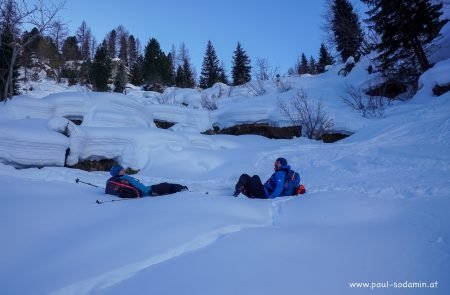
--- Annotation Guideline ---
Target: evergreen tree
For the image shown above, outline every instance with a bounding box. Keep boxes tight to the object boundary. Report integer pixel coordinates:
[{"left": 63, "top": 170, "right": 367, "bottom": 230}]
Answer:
[
  {"left": 143, "top": 37, "right": 165, "bottom": 84},
  {"left": 317, "top": 43, "right": 335, "bottom": 73},
  {"left": 129, "top": 55, "right": 144, "bottom": 86},
  {"left": 199, "top": 40, "right": 221, "bottom": 88},
  {"left": 218, "top": 61, "right": 229, "bottom": 85},
  {"left": 62, "top": 36, "right": 81, "bottom": 61},
  {"left": 298, "top": 53, "right": 309, "bottom": 74},
  {"left": 231, "top": 42, "right": 251, "bottom": 85},
  {"left": 362, "top": 0, "right": 447, "bottom": 73},
  {"left": 309, "top": 56, "right": 317, "bottom": 74},
  {"left": 175, "top": 65, "right": 184, "bottom": 87},
  {"left": 114, "top": 61, "right": 128, "bottom": 93},
  {"left": 182, "top": 57, "right": 196, "bottom": 88},
  {"left": 331, "top": 0, "right": 364, "bottom": 62},
  {"left": 90, "top": 43, "right": 111, "bottom": 91}
]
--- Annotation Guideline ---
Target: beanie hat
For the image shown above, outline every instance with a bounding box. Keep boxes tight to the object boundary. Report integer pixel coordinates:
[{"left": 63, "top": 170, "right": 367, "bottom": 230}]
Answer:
[
  {"left": 276, "top": 157, "right": 288, "bottom": 166},
  {"left": 110, "top": 165, "right": 124, "bottom": 176}
]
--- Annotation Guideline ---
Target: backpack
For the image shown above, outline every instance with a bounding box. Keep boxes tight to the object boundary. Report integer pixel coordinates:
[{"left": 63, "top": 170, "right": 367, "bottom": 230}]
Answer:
[
  {"left": 283, "top": 170, "right": 301, "bottom": 196},
  {"left": 105, "top": 176, "right": 141, "bottom": 198}
]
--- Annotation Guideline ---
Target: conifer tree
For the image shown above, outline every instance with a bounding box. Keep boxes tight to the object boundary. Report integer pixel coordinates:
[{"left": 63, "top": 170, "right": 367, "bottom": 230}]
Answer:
[
  {"left": 175, "top": 65, "right": 184, "bottom": 87},
  {"left": 298, "top": 53, "right": 309, "bottom": 74},
  {"left": 129, "top": 55, "right": 144, "bottom": 86},
  {"left": 114, "top": 61, "right": 128, "bottom": 93},
  {"left": 309, "top": 56, "right": 317, "bottom": 74},
  {"left": 62, "top": 36, "right": 80, "bottom": 61},
  {"left": 91, "top": 43, "right": 111, "bottom": 91},
  {"left": 331, "top": 0, "right": 364, "bottom": 62},
  {"left": 231, "top": 42, "right": 251, "bottom": 85},
  {"left": 317, "top": 43, "right": 335, "bottom": 73},
  {"left": 218, "top": 61, "right": 229, "bottom": 85},
  {"left": 182, "top": 58, "right": 196, "bottom": 88},
  {"left": 199, "top": 40, "right": 220, "bottom": 88},
  {"left": 362, "top": 0, "right": 446, "bottom": 73},
  {"left": 143, "top": 37, "right": 166, "bottom": 84}
]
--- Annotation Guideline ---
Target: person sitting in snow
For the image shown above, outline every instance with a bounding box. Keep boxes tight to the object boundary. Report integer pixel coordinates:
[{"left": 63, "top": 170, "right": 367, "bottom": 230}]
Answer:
[
  {"left": 106, "top": 165, "right": 188, "bottom": 198},
  {"left": 233, "top": 157, "right": 299, "bottom": 199}
]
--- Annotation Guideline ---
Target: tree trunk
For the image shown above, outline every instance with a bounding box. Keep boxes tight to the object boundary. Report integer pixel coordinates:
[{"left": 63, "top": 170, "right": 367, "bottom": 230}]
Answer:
[
  {"left": 412, "top": 37, "right": 431, "bottom": 72},
  {"left": 4, "top": 45, "right": 18, "bottom": 100}
]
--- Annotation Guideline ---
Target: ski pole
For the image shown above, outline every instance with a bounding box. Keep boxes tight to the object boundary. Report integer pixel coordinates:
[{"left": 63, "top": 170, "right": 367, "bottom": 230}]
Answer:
[
  {"left": 95, "top": 198, "right": 139, "bottom": 204},
  {"left": 75, "top": 178, "right": 102, "bottom": 188}
]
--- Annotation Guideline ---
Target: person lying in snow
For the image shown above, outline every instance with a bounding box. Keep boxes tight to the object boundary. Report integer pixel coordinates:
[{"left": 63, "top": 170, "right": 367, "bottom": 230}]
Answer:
[
  {"left": 106, "top": 165, "right": 188, "bottom": 198},
  {"left": 232, "top": 157, "right": 301, "bottom": 199}
]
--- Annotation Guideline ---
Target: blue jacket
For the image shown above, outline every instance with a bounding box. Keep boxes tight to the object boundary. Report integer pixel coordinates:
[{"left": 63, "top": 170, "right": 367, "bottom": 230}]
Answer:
[
  {"left": 264, "top": 165, "right": 290, "bottom": 199},
  {"left": 120, "top": 175, "right": 152, "bottom": 196}
]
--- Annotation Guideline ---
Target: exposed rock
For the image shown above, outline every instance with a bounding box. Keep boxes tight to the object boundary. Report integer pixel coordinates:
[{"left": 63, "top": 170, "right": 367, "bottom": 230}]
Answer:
[
  {"left": 433, "top": 83, "right": 450, "bottom": 96},
  {"left": 154, "top": 120, "right": 176, "bottom": 129},
  {"left": 366, "top": 79, "right": 407, "bottom": 99},
  {"left": 203, "top": 123, "right": 301, "bottom": 139},
  {"left": 320, "top": 132, "right": 351, "bottom": 143},
  {"left": 66, "top": 158, "right": 138, "bottom": 174}
]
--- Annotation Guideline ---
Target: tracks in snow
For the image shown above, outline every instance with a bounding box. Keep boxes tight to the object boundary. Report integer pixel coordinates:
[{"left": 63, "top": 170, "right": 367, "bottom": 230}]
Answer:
[{"left": 50, "top": 196, "right": 294, "bottom": 295}]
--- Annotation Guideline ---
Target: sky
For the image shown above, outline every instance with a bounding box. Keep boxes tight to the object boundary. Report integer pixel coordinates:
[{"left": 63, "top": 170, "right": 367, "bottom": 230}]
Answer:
[{"left": 58, "top": 0, "right": 337, "bottom": 75}]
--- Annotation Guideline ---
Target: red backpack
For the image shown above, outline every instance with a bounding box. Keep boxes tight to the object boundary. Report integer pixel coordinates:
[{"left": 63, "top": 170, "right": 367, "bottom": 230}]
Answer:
[{"left": 105, "top": 176, "right": 141, "bottom": 198}]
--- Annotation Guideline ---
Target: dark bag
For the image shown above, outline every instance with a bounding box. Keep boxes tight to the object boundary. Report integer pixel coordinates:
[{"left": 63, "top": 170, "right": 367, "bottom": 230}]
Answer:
[{"left": 105, "top": 176, "right": 141, "bottom": 198}]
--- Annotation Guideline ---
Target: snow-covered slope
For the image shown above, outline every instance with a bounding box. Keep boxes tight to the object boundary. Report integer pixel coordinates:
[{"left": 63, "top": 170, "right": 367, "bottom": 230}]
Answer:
[{"left": 1, "top": 27, "right": 450, "bottom": 294}]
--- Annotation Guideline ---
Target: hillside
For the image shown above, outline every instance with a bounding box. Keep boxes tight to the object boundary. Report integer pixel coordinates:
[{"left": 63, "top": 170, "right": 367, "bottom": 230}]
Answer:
[{"left": 1, "top": 20, "right": 450, "bottom": 295}]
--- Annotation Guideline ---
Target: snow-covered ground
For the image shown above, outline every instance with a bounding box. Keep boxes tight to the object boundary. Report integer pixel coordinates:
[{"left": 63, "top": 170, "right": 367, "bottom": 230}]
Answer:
[{"left": 1, "top": 20, "right": 450, "bottom": 294}]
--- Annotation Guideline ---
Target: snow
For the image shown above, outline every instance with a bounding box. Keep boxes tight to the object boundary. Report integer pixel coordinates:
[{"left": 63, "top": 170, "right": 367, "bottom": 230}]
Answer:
[{"left": 1, "top": 27, "right": 450, "bottom": 294}]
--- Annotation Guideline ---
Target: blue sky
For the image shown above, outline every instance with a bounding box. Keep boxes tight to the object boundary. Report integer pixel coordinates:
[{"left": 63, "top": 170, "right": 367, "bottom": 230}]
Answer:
[{"left": 59, "top": 0, "right": 334, "bottom": 75}]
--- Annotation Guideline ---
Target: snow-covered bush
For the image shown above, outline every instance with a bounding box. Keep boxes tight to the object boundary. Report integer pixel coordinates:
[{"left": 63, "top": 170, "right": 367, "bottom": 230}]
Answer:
[
  {"left": 278, "top": 89, "right": 334, "bottom": 140},
  {"left": 342, "top": 84, "right": 388, "bottom": 117},
  {"left": 246, "top": 80, "right": 266, "bottom": 96},
  {"left": 201, "top": 92, "right": 218, "bottom": 110}
]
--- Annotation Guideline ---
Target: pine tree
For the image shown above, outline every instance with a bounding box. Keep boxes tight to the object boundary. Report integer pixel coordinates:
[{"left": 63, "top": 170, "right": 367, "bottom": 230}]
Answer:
[
  {"left": 91, "top": 43, "right": 111, "bottom": 91},
  {"left": 114, "top": 61, "right": 128, "bottom": 93},
  {"left": 331, "top": 0, "right": 364, "bottom": 62},
  {"left": 175, "top": 65, "right": 184, "bottom": 87},
  {"left": 309, "top": 56, "right": 317, "bottom": 74},
  {"left": 362, "top": 0, "right": 446, "bottom": 73},
  {"left": 218, "top": 60, "right": 229, "bottom": 85},
  {"left": 317, "top": 43, "right": 335, "bottom": 73},
  {"left": 199, "top": 40, "right": 220, "bottom": 88},
  {"left": 130, "top": 55, "right": 144, "bottom": 86},
  {"left": 143, "top": 37, "right": 165, "bottom": 84},
  {"left": 62, "top": 36, "right": 80, "bottom": 61},
  {"left": 182, "top": 58, "right": 195, "bottom": 88},
  {"left": 298, "top": 53, "right": 309, "bottom": 74},
  {"left": 231, "top": 42, "right": 251, "bottom": 85}
]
